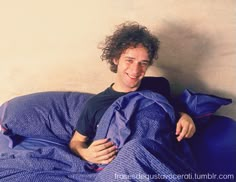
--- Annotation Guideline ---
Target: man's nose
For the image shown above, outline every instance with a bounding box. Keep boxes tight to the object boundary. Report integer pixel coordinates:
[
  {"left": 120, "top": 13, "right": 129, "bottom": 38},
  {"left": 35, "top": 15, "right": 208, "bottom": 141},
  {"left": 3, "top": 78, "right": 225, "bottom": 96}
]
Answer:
[{"left": 130, "top": 62, "right": 141, "bottom": 74}]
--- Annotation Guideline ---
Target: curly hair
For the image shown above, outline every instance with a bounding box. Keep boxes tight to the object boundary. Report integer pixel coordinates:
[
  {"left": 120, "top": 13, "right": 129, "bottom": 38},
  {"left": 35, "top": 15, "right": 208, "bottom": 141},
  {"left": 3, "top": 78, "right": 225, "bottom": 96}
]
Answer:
[{"left": 100, "top": 21, "right": 160, "bottom": 73}]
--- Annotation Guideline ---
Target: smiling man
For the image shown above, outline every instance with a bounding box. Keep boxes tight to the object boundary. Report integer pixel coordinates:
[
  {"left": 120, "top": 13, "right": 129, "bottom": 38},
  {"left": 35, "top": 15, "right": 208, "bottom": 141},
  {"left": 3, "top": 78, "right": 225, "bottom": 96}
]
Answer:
[
  {"left": 112, "top": 44, "right": 149, "bottom": 92},
  {"left": 69, "top": 22, "right": 196, "bottom": 165}
]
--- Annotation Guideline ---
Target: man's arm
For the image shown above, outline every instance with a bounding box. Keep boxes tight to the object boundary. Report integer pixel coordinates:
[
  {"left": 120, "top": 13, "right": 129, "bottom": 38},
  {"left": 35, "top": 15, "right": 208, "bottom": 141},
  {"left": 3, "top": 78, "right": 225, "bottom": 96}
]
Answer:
[
  {"left": 175, "top": 112, "right": 196, "bottom": 142},
  {"left": 69, "top": 131, "right": 117, "bottom": 164}
]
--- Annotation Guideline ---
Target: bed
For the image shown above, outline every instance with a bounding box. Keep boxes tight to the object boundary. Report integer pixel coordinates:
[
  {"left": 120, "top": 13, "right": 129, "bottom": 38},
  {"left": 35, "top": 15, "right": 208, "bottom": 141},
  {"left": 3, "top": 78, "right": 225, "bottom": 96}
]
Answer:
[{"left": 0, "top": 77, "right": 235, "bottom": 182}]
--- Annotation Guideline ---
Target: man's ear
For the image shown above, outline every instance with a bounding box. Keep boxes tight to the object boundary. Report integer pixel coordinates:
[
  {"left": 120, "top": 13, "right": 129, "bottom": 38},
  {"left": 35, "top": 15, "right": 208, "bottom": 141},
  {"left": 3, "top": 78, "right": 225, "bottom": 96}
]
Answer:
[{"left": 113, "top": 58, "right": 118, "bottom": 65}]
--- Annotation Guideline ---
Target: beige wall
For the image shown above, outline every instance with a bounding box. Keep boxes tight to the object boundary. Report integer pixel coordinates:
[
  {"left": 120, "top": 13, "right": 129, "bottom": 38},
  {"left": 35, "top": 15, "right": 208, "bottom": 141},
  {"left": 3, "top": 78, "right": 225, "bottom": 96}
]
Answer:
[{"left": 0, "top": 0, "right": 235, "bottom": 119}]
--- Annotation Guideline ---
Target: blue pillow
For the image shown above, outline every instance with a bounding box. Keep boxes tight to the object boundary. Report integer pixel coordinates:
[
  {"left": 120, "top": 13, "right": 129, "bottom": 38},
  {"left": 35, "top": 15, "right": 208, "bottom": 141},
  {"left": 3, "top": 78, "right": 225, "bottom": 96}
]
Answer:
[
  {"left": 0, "top": 91, "right": 93, "bottom": 145},
  {"left": 179, "top": 89, "right": 232, "bottom": 125},
  {"left": 188, "top": 115, "right": 236, "bottom": 175}
]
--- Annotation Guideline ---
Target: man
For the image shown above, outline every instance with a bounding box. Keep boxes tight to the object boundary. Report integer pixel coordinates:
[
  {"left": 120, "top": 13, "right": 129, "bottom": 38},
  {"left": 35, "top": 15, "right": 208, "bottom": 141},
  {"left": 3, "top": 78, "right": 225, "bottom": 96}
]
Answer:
[{"left": 69, "top": 22, "right": 195, "bottom": 165}]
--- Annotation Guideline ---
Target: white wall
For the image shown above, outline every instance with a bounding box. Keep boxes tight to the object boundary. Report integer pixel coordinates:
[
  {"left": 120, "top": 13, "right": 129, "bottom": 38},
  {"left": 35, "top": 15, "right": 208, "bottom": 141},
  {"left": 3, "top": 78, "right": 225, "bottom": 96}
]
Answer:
[{"left": 0, "top": 0, "right": 235, "bottom": 119}]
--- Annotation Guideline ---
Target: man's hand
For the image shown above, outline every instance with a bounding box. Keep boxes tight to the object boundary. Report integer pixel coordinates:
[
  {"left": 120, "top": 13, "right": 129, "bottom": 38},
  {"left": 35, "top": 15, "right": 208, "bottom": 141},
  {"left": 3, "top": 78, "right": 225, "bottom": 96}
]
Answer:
[
  {"left": 175, "top": 112, "right": 196, "bottom": 142},
  {"left": 83, "top": 138, "right": 117, "bottom": 164},
  {"left": 69, "top": 131, "right": 117, "bottom": 164}
]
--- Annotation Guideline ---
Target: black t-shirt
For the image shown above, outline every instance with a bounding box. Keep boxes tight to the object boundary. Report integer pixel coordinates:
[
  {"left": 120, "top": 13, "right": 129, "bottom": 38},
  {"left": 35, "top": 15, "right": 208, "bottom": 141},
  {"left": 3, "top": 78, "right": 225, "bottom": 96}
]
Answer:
[{"left": 75, "top": 77, "right": 173, "bottom": 139}]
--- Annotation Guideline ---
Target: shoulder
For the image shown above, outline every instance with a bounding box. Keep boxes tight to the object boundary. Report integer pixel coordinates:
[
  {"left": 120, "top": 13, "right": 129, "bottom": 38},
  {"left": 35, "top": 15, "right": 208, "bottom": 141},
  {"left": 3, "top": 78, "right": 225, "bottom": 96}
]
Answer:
[
  {"left": 139, "top": 76, "right": 171, "bottom": 99},
  {"left": 141, "top": 76, "right": 169, "bottom": 84},
  {"left": 140, "top": 76, "right": 170, "bottom": 90},
  {"left": 84, "top": 88, "right": 109, "bottom": 107},
  {"left": 82, "top": 87, "right": 118, "bottom": 110}
]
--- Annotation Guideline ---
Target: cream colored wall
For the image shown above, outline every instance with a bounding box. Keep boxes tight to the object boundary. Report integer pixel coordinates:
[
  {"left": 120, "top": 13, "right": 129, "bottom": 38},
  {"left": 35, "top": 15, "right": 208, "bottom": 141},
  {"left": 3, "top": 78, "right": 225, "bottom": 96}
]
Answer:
[{"left": 0, "top": 0, "right": 235, "bottom": 119}]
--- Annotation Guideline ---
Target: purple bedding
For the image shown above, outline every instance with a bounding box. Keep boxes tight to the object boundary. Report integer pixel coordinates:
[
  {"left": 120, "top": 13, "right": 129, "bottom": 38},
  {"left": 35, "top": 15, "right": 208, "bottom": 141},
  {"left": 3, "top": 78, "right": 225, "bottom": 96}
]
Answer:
[{"left": 0, "top": 89, "right": 235, "bottom": 181}]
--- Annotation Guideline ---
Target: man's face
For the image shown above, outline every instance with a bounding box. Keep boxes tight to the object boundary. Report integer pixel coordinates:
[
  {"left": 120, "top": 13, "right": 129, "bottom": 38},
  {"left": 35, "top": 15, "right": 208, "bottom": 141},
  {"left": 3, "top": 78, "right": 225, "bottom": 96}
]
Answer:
[{"left": 113, "top": 44, "right": 150, "bottom": 92}]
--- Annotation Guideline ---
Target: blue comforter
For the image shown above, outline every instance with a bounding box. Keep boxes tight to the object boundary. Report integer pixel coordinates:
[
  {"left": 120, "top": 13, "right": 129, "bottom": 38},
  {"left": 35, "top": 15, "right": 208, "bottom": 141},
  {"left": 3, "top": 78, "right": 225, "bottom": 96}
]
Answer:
[
  {"left": 0, "top": 91, "right": 198, "bottom": 182},
  {"left": 94, "top": 91, "right": 197, "bottom": 180}
]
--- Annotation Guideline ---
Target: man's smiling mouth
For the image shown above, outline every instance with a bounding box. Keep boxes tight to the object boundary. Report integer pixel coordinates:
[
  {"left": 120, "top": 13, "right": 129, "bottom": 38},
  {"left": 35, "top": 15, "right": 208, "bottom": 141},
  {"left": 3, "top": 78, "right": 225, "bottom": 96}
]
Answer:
[{"left": 126, "top": 73, "right": 139, "bottom": 79}]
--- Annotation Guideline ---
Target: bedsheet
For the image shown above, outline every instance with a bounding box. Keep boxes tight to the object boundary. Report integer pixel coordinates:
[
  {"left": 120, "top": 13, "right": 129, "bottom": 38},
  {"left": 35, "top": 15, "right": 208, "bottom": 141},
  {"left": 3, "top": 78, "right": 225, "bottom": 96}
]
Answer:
[
  {"left": 0, "top": 91, "right": 198, "bottom": 182},
  {"left": 0, "top": 89, "right": 234, "bottom": 181},
  {"left": 94, "top": 91, "right": 196, "bottom": 171}
]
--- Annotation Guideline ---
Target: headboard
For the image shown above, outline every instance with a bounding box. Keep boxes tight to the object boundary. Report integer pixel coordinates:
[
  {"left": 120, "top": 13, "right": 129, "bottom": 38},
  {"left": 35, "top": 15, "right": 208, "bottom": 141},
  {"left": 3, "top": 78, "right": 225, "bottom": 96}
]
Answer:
[{"left": 0, "top": 1, "right": 235, "bottom": 119}]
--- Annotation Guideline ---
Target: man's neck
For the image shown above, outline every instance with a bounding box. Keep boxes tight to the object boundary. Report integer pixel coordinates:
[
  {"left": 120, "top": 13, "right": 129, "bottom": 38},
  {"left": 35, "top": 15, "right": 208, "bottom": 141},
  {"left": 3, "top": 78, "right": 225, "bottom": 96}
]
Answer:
[{"left": 111, "top": 83, "right": 140, "bottom": 93}]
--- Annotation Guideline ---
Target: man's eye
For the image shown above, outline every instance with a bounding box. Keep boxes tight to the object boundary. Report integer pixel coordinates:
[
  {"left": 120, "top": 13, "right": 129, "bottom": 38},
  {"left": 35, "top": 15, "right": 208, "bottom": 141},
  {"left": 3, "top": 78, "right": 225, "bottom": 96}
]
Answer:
[
  {"left": 126, "top": 59, "right": 133, "bottom": 63},
  {"left": 141, "top": 62, "right": 149, "bottom": 66}
]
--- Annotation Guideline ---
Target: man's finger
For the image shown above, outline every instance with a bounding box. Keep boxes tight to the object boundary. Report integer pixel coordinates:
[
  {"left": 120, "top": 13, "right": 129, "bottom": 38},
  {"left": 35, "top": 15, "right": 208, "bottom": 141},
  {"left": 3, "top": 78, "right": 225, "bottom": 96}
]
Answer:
[
  {"left": 96, "top": 148, "right": 118, "bottom": 161},
  {"left": 175, "top": 122, "right": 182, "bottom": 135},
  {"left": 176, "top": 126, "right": 188, "bottom": 141},
  {"left": 185, "top": 125, "right": 195, "bottom": 138}
]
